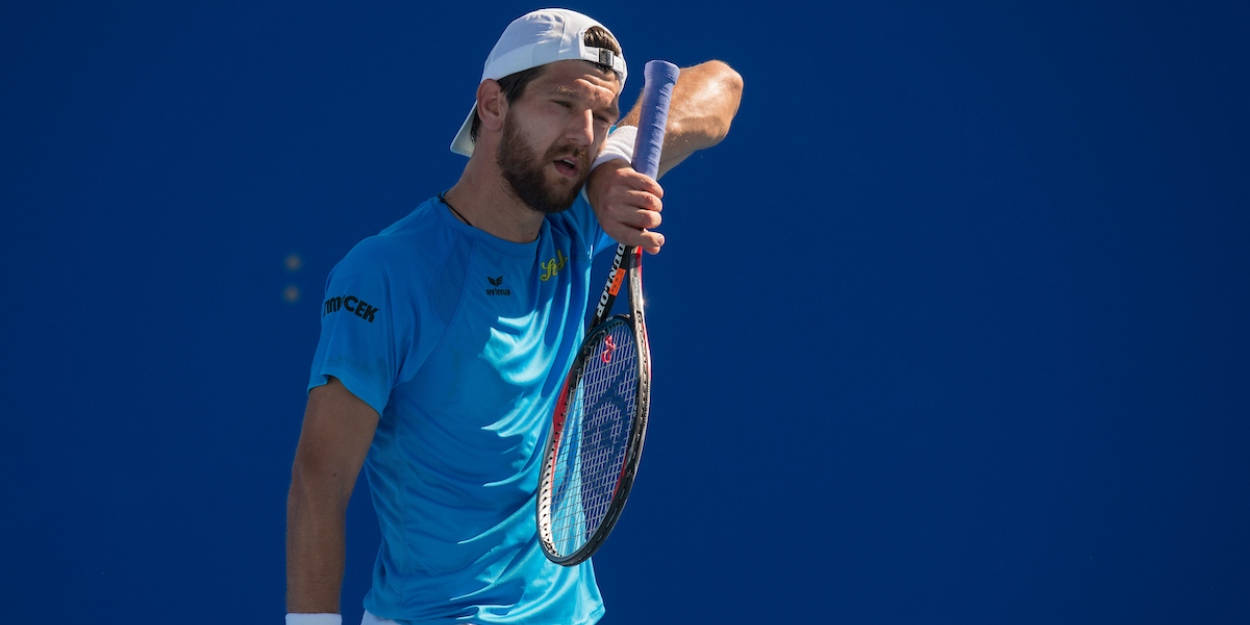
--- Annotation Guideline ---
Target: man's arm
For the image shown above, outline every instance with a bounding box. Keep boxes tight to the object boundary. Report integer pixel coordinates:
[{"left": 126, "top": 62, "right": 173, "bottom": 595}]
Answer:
[
  {"left": 620, "top": 59, "right": 744, "bottom": 177},
  {"left": 286, "top": 377, "right": 379, "bottom": 615},
  {"left": 587, "top": 60, "right": 744, "bottom": 253}
]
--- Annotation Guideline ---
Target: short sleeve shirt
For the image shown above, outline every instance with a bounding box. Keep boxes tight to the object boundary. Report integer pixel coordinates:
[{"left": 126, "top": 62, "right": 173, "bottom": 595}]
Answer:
[{"left": 308, "top": 193, "right": 607, "bottom": 625}]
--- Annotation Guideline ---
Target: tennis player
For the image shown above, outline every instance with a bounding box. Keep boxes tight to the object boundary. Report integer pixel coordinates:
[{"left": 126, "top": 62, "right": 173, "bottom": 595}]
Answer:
[{"left": 286, "top": 9, "right": 742, "bottom": 625}]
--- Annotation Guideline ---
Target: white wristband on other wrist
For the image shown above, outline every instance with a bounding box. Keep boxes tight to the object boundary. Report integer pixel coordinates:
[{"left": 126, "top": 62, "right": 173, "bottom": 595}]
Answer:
[
  {"left": 286, "top": 614, "right": 342, "bottom": 625},
  {"left": 592, "top": 126, "right": 638, "bottom": 170}
]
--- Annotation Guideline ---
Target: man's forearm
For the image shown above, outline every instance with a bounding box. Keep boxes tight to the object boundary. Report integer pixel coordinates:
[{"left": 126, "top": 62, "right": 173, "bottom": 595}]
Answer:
[
  {"left": 617, "top": 59, "right": 744, "bottom": 176},
  {"left": 286, "top": 380, "right": 378, "bottom": 616},
  {"left": 286, "top": 473, "right": 348, "bottom": 614}
]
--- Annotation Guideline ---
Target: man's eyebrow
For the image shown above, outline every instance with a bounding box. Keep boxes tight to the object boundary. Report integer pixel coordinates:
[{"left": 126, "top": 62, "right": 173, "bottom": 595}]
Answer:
[{"left": 554, "top": 86, "right": 620, "bottom": 114}]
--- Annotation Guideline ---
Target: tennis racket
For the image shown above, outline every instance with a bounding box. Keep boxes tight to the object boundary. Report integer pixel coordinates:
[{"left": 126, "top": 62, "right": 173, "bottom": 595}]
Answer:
[{"left": 536, "top": 60, "right": 680, "bottom": 566}]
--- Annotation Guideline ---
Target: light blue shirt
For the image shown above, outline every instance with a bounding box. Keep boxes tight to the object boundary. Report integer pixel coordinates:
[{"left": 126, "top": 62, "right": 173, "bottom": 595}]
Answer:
[{"left": 308, "top": 194, "right": 607, "bottom": 624}]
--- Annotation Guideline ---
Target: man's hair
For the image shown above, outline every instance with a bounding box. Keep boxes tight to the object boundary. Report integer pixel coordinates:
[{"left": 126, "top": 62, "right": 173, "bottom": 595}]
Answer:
[{"left": 469, "top": 26, "right": 622, "bottom": 143}]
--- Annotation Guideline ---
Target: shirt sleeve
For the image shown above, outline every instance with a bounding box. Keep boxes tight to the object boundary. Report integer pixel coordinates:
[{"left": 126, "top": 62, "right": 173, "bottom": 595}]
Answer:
[{"left": 306, "top": 237, "right": 415, "bottom": 416}]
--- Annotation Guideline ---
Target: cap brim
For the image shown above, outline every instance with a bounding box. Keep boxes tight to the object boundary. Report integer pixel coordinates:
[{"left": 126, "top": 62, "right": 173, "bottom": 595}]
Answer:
[{"left": 450, "top": 105, "right": 476, "bottom": 157}]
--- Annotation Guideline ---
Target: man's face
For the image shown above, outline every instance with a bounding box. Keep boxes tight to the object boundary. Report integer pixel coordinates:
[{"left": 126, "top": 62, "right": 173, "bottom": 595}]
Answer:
[{"left": 496, "top": 60, "right": 621, "bottom": 214}]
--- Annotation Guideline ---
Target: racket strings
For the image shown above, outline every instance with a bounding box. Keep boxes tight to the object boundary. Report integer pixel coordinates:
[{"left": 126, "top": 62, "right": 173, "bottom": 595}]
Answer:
[{"left": 547, "top": 321, "right": 639, "bottom": 556}]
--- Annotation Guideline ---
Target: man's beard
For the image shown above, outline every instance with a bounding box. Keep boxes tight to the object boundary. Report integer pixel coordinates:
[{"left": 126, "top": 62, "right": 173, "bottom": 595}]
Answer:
[{"left": 497, "top": 116, "right": 590, "bottom": 214}]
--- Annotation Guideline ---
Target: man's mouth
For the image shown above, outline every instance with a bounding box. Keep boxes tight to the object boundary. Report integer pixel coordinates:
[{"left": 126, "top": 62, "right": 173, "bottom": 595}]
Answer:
[{"left": 552, "top": 156, "right": 581, "bottom": 178}]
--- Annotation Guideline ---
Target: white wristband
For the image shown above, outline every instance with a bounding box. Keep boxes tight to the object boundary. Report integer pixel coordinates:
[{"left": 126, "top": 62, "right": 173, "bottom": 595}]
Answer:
[
  {"left": 592, "top": 126, "right": 638, "bottom": 170},
  {"left": 286, "top": 614, "right": 342, "bottom": 625}
]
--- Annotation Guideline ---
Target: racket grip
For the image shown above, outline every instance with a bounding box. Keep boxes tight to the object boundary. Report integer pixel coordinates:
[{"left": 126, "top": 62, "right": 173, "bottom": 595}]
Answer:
[{"left": 630, "top": 60, "right": 680, "bottom": 180}]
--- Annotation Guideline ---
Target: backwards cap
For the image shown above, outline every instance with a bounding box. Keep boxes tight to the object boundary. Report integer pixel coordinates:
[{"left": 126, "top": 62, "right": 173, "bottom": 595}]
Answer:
[{"left": 450, "top": 8, "right": 627, "bottom": 156}]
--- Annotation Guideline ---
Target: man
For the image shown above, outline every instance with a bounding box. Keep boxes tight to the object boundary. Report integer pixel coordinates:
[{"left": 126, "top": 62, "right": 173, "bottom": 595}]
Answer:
[{"left": 286, "top": 8, "right": 742, "bottom": 625}]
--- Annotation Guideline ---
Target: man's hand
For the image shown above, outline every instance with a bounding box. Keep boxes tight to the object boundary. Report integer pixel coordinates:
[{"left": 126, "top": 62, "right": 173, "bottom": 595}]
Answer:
[
  {"left": 584, "top": 60, "right": 741, "bottom": 253},
  {"left": 585, "top": 159, "right": 665, "bottom": 254}
]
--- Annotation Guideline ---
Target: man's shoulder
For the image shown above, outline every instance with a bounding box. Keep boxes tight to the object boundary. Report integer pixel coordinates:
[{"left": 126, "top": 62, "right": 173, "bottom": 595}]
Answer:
[{"left": 336, "top": 198, "right": 455, "bottom": 275}]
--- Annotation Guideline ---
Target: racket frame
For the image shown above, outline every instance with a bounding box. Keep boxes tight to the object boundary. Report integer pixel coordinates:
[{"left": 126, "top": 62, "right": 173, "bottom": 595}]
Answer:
[{"left": 537, "top": 243, "right": 651, "bottom": 566}]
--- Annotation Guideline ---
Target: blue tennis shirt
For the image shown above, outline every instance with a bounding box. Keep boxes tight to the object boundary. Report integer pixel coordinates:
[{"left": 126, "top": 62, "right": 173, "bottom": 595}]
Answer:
[{"left": 307, "top": 194, "right": 608, "bottom": 624}]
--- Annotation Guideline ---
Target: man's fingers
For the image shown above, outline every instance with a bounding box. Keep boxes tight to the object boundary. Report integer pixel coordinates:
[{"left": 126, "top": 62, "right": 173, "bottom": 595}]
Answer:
[
  {"left": 640, "top": 231, "right": 665, "bottom": 255},
  {"left": 595, "top": 165, "right": 666, "bottom": 253},
  {"left": 604, "top": 221, "right": 664, "bottom": 253},
  {"left": 612, "top": 227, "right": 663, "bottom": 255},
  {"left": 620, "top": 168, "right": 663, "bottom": 198},
  {"left": 618, "top": 189, "right": 662, "bottom": 213},
  {"left": 625, "top": 208, "right": 662, "bottom": 230},
  {"left": 608, "top": 204, "right": 662, "bottom": 230}
]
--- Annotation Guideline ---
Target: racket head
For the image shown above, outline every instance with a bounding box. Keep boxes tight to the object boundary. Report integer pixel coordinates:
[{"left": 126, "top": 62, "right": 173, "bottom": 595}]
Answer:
[{"left": 537, "top": 314, "right": 650, "bottom": 565}]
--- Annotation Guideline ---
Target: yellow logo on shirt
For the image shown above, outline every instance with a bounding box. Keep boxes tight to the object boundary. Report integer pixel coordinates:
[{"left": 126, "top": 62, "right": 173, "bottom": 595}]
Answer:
[{"left": 539, "top": 250, "right": 568, "bottom": 282}]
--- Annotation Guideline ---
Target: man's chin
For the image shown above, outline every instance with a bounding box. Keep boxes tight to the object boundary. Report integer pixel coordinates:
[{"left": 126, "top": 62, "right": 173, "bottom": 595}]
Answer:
[
  {"left": 533, "top": 172, "right": 587, "bottom": 214},
  {"left": 506, "top": 179, "right": 581, "bottom": 215},
  {"left": 534, "top": 191, "right": 581, "bottom": 215}
]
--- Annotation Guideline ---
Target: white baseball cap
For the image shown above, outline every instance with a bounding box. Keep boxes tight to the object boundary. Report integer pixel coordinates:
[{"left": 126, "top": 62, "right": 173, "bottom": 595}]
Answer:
[{"left": 450, "top": 8, "right": 627, "bottom": 157}]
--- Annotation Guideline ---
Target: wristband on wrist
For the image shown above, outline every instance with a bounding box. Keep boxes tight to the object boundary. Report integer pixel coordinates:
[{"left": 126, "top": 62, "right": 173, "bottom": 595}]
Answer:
[
  {"left": 286, "top": 614, "right": 342, "bottom": 625},
  {"left": 592, "top": 126, "right": 638, "bottom": 170}
]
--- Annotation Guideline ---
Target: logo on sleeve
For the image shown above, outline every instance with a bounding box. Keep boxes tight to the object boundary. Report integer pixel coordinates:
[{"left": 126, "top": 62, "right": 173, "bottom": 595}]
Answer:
[
  {"left": 323, "top": 295, "right": 380, "bottom": 323},
  {"left": 486, "top": 275, "right": 511, "bottom": 296}
]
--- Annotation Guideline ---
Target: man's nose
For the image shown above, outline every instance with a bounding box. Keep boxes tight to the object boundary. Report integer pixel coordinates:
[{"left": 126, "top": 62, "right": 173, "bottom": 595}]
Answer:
[{"left": 565, "top": 109, "right": 594, "bottom": 148}]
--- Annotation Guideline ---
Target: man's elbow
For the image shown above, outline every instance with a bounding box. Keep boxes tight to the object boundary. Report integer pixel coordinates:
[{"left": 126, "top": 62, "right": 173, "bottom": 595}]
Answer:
[
  {"left": 706, "top": 60, "right": 744, "bottom": 100},
  {"left": 288, "top": 448, "right": 354, "bottom": 513},
  {"left": 701, "top": 60, "right": 744, "bottom": 146}
]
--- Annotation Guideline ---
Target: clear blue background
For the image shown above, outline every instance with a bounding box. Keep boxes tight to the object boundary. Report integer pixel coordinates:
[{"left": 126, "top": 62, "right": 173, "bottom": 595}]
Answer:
[{"left": 3, "top": 1, "right": 1248, "bottom": 623}]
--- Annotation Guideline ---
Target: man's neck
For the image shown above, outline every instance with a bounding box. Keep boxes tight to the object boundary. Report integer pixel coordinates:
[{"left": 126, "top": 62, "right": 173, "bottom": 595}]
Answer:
[{"left": 443, "top": 157, "right": 546, "bottom": 244}]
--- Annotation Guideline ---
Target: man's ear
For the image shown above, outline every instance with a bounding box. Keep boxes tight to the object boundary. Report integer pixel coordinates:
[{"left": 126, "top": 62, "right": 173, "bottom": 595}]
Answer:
[{"left": 476, "top": 79, "right": 507, "bottom": 133}]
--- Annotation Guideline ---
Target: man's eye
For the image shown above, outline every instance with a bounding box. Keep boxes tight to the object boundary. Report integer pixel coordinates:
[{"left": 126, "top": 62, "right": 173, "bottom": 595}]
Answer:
[{"left": 553, "top": 100, "right": 572, "bottom": 109}]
